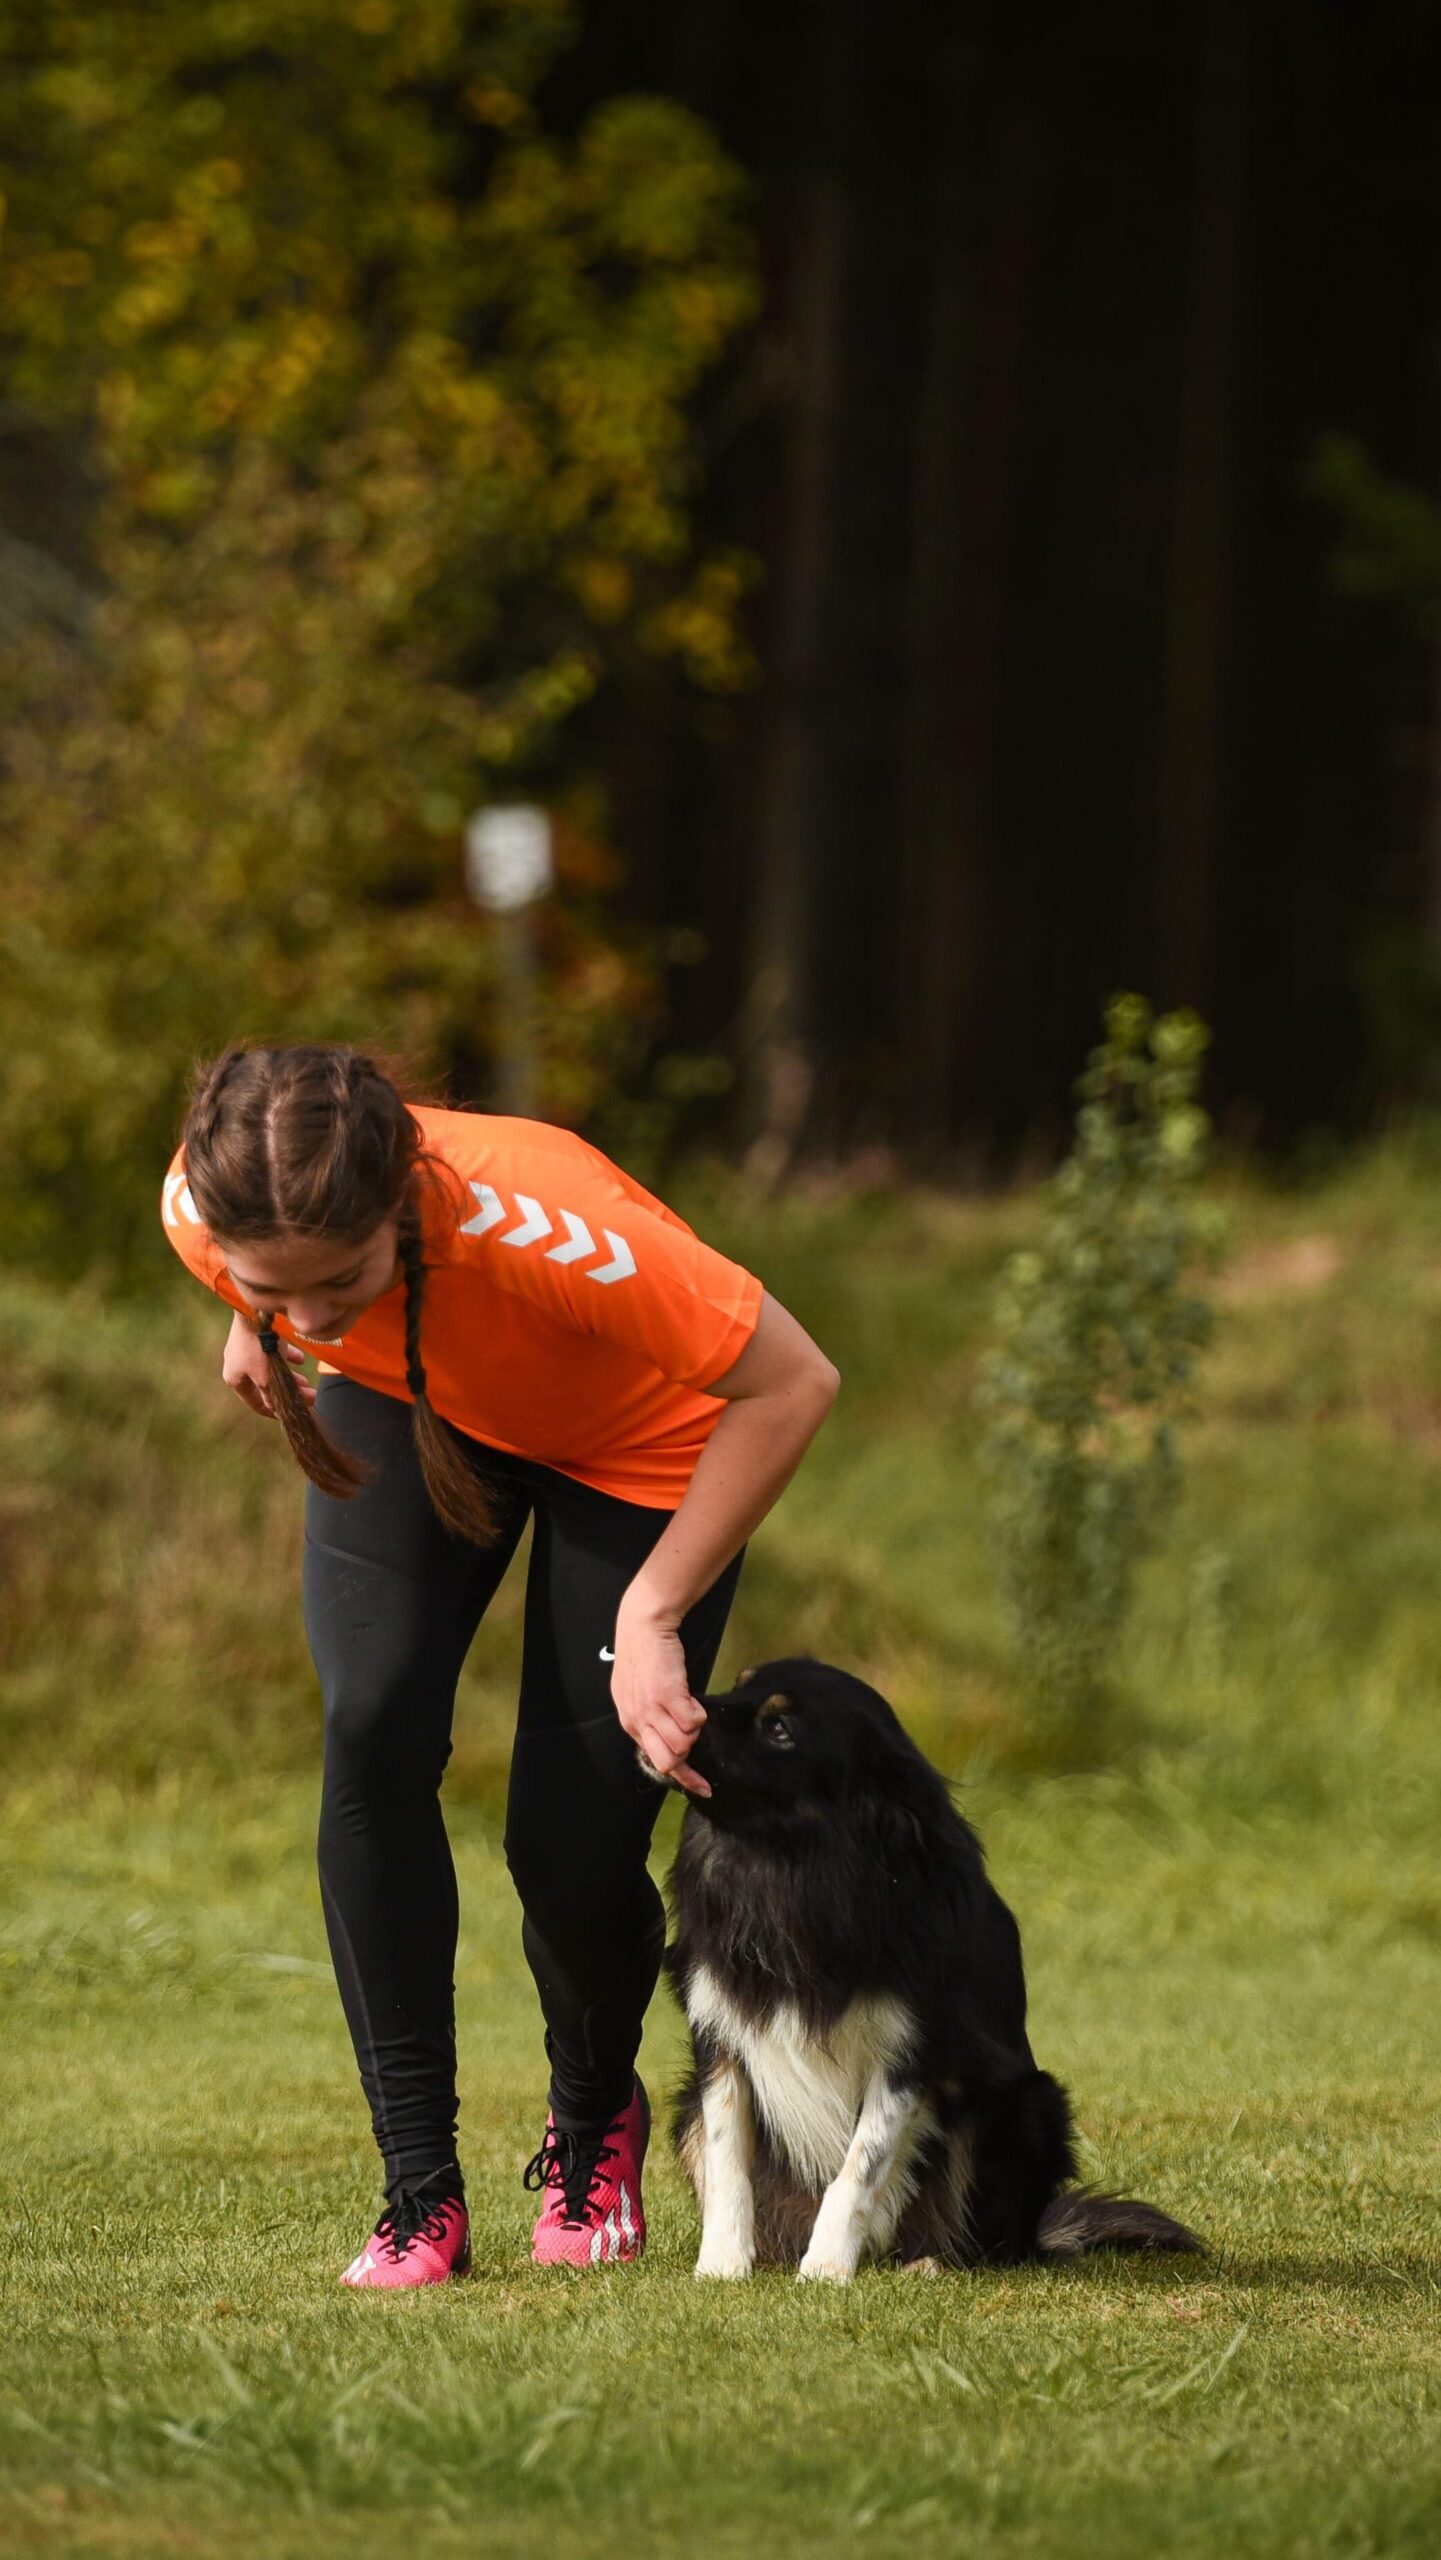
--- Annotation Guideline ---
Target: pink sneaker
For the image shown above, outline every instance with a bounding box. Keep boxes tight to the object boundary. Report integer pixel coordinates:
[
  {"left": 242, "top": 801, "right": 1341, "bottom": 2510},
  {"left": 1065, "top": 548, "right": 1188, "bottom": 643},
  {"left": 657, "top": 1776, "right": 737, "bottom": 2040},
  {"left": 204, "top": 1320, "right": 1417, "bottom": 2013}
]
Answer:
[
  {"left": 524, "top": 2078, "right": 649, "bottom": 2267},
  {"left": 339, "top": 2180, "right": 470, "bottom": 2289}
]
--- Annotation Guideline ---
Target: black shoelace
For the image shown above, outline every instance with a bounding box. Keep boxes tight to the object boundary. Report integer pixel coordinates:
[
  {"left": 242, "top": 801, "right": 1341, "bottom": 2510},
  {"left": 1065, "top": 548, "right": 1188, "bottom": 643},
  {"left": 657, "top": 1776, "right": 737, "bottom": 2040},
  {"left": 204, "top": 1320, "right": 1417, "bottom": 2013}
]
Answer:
[
  {"left": 375, "top": 2171, "right": 465, "bottom": 2260},
  {"left": 522, "top": 2125, "right": 619, "bottom": 2226}
]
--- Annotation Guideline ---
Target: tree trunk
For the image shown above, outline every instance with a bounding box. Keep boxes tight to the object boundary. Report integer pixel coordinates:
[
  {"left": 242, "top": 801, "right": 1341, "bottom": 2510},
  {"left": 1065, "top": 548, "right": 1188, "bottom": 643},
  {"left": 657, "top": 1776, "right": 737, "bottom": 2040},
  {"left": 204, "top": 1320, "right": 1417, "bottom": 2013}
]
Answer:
[
  {"left": 899, "top": 66, "right": 1050, "bottom": 1170},
  {"left": 895, "top": 38, "right": 980, "bottom": 1166},
  {"left": 1156, "top": 0, "right": 1252, "bottom": 1015},
  {"left": 736, "top": 0, "right": 862, "bottom": 1185}
]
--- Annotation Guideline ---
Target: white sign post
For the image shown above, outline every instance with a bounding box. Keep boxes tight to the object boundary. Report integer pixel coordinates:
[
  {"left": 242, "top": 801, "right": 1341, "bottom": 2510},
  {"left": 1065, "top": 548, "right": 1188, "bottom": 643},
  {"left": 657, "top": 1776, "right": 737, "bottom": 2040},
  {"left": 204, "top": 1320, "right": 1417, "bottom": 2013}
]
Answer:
[{"left": 465, "top": 804, "right": 554, "bottom": 1118}]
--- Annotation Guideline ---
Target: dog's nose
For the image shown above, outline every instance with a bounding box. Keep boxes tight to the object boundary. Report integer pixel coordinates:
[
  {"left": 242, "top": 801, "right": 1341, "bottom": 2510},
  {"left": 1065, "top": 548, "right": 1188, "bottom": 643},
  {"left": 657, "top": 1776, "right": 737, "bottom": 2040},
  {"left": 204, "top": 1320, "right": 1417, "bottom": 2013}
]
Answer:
[{"left": 684, "top": 1724, "right": 717, "bottom": 1781}]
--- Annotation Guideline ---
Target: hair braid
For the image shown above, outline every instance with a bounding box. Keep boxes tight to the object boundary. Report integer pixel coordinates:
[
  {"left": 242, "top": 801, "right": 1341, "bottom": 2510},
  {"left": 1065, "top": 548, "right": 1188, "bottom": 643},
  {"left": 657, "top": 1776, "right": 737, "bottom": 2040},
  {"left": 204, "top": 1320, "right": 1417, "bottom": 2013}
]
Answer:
[
  {"left": 255, "top": 1315, "right": 379, "bottom": 1501},
  {"left": 395, "top": 1185, "right": 508, "bottom": 1547},
  {"left": 186, "top": 1043, "right": 253, "bottom": 1155},
  {"left": 399, "top": 1198, "right": 428, "bottom": 1401}
]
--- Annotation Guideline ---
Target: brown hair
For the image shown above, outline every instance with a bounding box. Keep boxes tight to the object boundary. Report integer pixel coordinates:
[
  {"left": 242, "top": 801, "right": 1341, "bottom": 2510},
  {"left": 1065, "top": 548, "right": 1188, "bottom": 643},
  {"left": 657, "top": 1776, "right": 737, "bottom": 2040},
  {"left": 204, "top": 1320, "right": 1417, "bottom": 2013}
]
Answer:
[{"left": 179, "top": 1041, "right": 508, "bottom": 1546}]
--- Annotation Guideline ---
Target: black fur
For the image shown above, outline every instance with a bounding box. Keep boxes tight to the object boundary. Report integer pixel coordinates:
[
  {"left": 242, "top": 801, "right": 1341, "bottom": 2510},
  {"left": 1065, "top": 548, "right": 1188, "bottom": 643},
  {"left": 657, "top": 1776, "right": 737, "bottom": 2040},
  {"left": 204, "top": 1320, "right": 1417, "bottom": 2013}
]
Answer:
[{"left": 662, "top": 1656, "right": 1202, "bottom": 2269}]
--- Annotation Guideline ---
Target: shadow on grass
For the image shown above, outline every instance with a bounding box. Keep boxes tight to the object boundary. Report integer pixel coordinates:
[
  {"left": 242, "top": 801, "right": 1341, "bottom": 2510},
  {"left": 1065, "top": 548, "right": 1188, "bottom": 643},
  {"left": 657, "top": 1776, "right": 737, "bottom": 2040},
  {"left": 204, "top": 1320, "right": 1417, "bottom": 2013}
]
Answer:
[{"left": 944, "top": 2242, "right": 1438, "bottom": 2300}]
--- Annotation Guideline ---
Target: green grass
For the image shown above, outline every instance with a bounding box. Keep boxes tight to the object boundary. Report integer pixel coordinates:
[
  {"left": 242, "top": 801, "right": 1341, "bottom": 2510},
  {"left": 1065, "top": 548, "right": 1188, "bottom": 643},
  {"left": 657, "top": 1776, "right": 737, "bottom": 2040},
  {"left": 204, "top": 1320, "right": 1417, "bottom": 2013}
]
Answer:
[{"left": 4, "top": 1127, "right": 1441, "bottom": 2555}]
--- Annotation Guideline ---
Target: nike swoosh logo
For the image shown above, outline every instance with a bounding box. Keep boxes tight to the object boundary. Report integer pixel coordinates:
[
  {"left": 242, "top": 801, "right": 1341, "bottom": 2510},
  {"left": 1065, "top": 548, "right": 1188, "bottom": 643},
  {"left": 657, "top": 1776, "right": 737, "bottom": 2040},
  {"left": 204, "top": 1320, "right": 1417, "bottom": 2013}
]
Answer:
[{"left": 599, "top": 1646, "right": 615, "bottom": 1661}]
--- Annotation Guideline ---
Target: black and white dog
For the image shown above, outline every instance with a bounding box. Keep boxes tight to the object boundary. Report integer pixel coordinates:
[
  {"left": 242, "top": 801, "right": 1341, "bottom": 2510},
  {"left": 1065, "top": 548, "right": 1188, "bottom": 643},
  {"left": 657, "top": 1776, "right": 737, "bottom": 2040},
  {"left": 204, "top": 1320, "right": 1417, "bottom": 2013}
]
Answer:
[{"left": 654, "top": 1657, "right": 1201, "bottom": 2282}]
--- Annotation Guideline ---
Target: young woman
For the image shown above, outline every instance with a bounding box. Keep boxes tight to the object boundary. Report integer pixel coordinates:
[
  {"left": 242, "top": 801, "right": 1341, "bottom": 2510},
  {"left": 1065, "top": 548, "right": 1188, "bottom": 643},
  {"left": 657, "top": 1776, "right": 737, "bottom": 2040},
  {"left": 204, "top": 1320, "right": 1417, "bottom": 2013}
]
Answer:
[{"left": 161, "top": 1042, "right": 839, "bottom": 2287}]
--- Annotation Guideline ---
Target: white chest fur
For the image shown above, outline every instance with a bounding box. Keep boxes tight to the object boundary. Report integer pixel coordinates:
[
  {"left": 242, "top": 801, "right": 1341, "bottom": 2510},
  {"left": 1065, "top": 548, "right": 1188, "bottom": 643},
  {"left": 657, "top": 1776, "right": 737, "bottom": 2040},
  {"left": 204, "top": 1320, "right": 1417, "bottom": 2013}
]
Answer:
[{"left": 684, "top": 1962, "right": 916, "bottom": 2192}]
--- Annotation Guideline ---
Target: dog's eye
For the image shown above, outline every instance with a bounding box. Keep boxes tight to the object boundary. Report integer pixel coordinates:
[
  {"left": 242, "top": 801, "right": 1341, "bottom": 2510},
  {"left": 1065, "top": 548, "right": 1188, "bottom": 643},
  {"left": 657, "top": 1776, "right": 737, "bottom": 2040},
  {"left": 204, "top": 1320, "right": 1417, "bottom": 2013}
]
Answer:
[{"left": 760, "top": 1714, "right": 794, "bottom": 1749}]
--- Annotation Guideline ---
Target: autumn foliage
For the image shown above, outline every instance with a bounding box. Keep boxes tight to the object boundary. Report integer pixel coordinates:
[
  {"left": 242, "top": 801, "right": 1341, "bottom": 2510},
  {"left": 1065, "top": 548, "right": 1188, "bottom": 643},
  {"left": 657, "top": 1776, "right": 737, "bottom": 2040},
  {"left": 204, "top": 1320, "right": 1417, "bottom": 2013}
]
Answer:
[{"left": 0, "top": 0, "right": 759, "bottom": 1278}]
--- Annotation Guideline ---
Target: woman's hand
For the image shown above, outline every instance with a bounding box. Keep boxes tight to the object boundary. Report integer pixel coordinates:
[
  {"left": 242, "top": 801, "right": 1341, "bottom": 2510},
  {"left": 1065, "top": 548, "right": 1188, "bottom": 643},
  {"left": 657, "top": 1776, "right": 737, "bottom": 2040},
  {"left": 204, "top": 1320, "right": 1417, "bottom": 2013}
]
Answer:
[
  {"left": 221, "top": 1310, "right": 316, "bottom": 1418},
  {"left": 609, "top": 1605, "right": 711, "bottom": 1799}
]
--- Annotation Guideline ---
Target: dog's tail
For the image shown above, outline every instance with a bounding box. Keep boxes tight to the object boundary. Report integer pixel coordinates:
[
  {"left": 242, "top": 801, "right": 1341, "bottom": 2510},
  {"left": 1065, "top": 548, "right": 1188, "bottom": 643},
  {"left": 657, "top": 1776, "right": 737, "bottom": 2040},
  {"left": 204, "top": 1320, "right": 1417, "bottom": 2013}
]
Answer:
[{"left": 1038, "top": 2188, "right": 1203, "bottom": 2258}]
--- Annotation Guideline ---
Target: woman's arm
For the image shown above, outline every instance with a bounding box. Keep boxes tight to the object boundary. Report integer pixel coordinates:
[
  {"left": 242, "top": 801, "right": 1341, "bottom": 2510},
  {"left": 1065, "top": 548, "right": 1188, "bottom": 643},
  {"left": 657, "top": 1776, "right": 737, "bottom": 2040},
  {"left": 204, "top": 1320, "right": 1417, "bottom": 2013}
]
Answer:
[{"left": 609, "top": 1292, "right": 839, "bottom": 1794}]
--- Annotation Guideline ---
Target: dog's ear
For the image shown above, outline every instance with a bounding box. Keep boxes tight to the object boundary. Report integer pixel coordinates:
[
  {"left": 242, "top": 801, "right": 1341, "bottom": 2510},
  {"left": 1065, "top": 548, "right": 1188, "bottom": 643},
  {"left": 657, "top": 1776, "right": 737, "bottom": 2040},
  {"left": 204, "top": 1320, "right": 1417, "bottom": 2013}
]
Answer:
[{"left": 878, "top": 1799, "right": 928, "bottom": 1855}]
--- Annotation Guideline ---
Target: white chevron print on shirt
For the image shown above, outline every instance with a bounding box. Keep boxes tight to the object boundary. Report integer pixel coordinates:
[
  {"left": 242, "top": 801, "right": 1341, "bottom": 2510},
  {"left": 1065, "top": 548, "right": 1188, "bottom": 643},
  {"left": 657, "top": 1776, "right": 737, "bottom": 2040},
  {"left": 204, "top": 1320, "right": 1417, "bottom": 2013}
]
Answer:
[
  {"left": 458, "top": 1182, "right": 637, "bottom": 1284},
  {"left": 161, "top": 1174, "right": 201, "bottom": 1226}
]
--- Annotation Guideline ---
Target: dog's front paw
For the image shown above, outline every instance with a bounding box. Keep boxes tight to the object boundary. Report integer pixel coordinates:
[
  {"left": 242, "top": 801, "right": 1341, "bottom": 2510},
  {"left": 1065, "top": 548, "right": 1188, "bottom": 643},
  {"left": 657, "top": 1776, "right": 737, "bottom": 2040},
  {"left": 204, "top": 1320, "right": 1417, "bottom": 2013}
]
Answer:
[
  {"left": 694, "top": 2247, "right": 755, "bottom": 2281},
  {"left": 797, "top": 2251, "right": 855, "bottom": 2284}
]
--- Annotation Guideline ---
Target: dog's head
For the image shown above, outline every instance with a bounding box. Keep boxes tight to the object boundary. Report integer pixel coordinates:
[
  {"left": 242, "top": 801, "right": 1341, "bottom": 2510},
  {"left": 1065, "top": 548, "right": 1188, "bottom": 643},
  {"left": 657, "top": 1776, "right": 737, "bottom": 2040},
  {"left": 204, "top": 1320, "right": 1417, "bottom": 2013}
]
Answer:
[{"left": 672, "top": 1655, "right": 929, "bottom": 1828}]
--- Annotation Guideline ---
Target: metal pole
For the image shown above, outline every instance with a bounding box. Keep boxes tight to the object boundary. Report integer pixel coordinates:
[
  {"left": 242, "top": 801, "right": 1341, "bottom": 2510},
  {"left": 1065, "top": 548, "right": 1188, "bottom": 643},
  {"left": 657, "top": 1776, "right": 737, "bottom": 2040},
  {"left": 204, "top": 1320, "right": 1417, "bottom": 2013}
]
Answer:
[
  {"left": 494, "top": 906, "right": 538, "bottom": 1117},
  {"left": 465, "top": 804, "right": 554, "bottom": 1119}
]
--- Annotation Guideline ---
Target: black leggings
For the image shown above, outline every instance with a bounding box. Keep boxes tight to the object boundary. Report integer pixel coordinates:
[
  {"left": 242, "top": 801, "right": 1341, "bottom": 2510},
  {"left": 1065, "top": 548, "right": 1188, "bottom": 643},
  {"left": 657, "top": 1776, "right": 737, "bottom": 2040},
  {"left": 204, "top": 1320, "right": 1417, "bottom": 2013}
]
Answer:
[{"left": 302, "top": 1376, "right": 746, "bottom": 2197}]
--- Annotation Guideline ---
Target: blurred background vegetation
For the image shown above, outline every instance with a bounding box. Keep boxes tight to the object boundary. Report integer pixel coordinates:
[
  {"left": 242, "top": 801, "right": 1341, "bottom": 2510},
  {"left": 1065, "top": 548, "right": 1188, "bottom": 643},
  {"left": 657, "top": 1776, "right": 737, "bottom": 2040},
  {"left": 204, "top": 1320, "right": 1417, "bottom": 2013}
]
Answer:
[
  {"left": 0, "top": 0, "right": 759, "bottom": 1279},
  {"left": 3, "top": 0, "right": 1440, "bottom": 1830},
  {"left": 6, "top": 1119, "right": 1441, "bottom": 1826},
  {"left": 2, "top": 0, "right": 1440, "bottom": 1832},
  {"left": 9, "top": 2, "right": 1441, "bottom": 1288}
]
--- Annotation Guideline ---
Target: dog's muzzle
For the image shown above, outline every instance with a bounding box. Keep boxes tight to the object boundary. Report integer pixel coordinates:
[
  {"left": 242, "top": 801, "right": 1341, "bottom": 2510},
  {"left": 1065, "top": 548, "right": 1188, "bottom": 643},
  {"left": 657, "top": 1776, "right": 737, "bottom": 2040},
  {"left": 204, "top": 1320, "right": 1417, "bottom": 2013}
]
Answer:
[{"left": 635, "top": 1744, "right": 710, "bottom": 1795}]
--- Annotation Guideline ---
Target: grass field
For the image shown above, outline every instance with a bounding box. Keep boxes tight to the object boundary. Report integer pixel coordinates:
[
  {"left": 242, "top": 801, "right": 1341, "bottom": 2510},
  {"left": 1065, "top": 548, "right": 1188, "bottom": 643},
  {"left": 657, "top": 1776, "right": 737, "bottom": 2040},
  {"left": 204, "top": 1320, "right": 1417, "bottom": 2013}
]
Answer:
[{"left": 3, "top": 1131, "right": 1440, "bottom": 2556}]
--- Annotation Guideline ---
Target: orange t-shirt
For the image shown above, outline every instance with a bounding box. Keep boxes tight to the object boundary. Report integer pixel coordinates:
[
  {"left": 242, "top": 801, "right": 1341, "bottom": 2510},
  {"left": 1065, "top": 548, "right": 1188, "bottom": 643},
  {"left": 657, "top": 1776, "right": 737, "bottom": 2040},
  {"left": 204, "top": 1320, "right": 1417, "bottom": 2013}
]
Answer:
[{"left": 160, "top": 1106, "right": 765, "bottom": 1510}]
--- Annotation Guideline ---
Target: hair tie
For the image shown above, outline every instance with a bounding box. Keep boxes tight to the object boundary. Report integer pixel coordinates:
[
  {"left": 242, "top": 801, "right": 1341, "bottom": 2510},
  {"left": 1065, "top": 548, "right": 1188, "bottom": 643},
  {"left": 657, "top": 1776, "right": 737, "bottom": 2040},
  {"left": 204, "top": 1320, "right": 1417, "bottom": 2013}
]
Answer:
[
  {"left": 258, "top": 1324, "right": 281, "bottom": 1356},
  {"left": 406, "top": 1360, "right": 427, "bottom": 1401}
]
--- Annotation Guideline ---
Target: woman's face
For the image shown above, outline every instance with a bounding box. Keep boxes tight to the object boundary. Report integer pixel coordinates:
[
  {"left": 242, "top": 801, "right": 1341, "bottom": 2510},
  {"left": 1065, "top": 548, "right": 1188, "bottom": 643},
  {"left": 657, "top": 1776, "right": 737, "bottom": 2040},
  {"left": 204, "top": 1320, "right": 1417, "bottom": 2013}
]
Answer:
[{"left": 220, "top": 1217, "right": 402, "bottom": 1345}]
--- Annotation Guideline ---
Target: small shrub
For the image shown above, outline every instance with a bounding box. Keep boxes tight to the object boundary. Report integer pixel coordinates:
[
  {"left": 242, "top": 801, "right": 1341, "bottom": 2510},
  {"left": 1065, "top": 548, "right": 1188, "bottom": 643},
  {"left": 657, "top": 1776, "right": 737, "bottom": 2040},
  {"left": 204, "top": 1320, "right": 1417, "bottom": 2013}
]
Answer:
[{"left": 975, "top": 993, "right": 1225, "bottom": 1727}]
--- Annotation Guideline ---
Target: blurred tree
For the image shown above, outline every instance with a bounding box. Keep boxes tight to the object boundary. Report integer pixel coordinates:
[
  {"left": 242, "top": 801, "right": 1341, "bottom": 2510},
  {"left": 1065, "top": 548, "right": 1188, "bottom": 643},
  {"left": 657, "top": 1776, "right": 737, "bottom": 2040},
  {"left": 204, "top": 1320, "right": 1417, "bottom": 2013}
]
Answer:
[
  {"left": 1156, "top": 0, "right": 1251, "bottom": 1025},
  {"left": 1309, "top": 427, "right": 1441, "bottom": 1101},
  {"left": 0, "top": 0, "right": 759, "bottom": 1279},
  {"left": 975, "top": 993, "right": 1222, "bottom": 1732}
]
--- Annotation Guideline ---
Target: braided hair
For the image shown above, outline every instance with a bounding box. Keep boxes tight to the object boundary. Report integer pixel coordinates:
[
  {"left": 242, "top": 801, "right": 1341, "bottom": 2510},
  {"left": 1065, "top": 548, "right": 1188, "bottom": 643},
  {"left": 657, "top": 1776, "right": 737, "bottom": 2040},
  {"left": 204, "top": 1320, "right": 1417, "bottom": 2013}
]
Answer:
[{"left": 179, "top": 1041, "right": 507, "bottom": 1546}]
